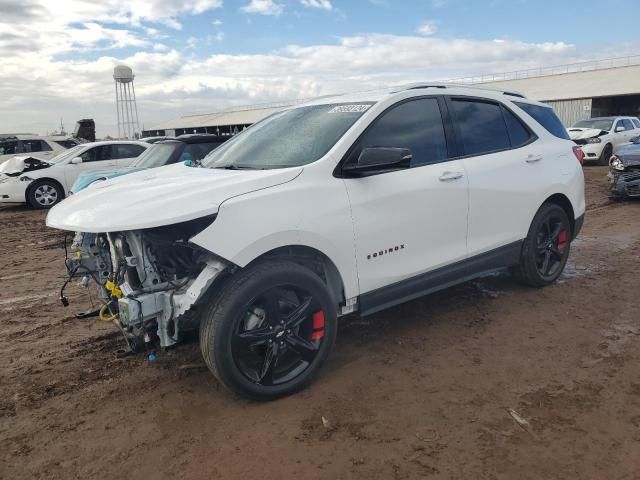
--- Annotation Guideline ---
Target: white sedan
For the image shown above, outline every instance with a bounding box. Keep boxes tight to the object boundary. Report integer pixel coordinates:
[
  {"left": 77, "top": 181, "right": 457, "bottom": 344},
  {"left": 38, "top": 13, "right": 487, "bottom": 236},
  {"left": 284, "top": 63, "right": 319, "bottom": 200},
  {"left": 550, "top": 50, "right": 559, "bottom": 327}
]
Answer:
[{"left": 0, "top": 140, "right": 149, "bottom": 208}]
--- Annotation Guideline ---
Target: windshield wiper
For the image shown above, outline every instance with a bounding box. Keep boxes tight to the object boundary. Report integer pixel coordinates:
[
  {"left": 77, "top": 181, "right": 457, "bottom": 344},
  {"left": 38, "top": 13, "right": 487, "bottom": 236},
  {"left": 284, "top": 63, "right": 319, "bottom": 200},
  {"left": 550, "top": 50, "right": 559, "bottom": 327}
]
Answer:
[{"left": 214, "top": 165, "right": 266, "bottom": 170}]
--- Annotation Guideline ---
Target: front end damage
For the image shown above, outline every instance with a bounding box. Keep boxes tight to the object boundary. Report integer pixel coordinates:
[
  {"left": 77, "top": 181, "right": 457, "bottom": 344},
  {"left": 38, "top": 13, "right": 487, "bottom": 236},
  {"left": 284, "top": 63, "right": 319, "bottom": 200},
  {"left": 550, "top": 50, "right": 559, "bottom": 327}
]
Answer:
[
  {"left": 608, "top": 146, "right": 640, "bottom": 199},
  {"left": 62, "top": 217, "right": 231, "bottom": 351}
]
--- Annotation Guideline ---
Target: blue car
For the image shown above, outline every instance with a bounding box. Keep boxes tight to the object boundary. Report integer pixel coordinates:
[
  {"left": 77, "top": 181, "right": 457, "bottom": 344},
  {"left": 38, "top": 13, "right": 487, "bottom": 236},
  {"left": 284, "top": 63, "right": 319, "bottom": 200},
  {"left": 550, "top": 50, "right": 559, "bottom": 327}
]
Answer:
[{"left": 70, "top": 134, "right": 226, "bottom": 193}]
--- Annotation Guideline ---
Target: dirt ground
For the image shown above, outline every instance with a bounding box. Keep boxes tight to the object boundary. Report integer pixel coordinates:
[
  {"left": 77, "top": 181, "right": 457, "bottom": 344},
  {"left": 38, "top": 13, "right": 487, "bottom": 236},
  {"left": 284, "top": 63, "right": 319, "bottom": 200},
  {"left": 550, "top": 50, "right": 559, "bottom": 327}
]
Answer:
[{"left": 1, "top": 166, "right": 639, "bottom": 480}]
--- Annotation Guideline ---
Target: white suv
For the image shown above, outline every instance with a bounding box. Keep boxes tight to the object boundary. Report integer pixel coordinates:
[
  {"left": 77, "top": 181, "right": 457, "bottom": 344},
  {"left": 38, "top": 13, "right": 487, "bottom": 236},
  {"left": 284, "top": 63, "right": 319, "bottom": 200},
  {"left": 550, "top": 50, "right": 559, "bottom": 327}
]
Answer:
[
  {"left": 47, "top": 84, "right": 585, "bottom": 399},
  {"left": 568, "top": 116, "right": 640, "bottom": 165}
]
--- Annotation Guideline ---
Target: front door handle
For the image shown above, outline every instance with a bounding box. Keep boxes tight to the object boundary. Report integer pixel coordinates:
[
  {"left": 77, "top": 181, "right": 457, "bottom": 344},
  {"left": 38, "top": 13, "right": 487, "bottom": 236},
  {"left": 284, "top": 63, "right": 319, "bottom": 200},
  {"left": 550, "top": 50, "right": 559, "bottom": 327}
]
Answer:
[
  {"left": 439, "top": 171, "right": 464, "bottom": 181},
  {"left": 526, "top": 154, "right": 543, "bottom": 163}
]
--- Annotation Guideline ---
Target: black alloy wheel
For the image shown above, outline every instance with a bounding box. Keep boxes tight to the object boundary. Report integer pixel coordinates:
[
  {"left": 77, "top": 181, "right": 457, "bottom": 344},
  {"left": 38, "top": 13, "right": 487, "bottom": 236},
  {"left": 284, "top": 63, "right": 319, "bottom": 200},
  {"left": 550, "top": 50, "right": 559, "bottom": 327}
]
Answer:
[
  {"left": 200, "top": 261, "right": 337, "bottom": 400},
  {"left": 231, "top": 287, "right": 327, "bottom": 386},
  {"left": 513, "top": 203, "right": 572, "bottom": 287},
  {"left": 533, "top": 212, "right": 570, "bottom": 281}
]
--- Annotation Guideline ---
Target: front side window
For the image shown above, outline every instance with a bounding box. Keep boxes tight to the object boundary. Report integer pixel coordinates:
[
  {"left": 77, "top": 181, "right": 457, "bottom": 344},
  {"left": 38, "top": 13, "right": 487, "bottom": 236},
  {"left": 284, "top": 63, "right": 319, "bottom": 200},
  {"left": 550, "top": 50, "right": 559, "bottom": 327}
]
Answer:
[
  {"left": 621, "top": 119, "right": 634, "bottom": 131},
  {"left": 347, "top": 98, "right": 448, "bottom": 167},
  {"left": 632, "top": 119, "right": 640, "bottom": 129},
  {"left": 517, "top": 102, "right": 570, "bottom": 139},
  {"left": 202, "top": 103, "right": 373, "bottom": 170},
  {"left": 81, "top": 145, "right": 112, "bottom": 162},
  {"left": 452, "top": 99, "right": 511, "bottom": 156}
]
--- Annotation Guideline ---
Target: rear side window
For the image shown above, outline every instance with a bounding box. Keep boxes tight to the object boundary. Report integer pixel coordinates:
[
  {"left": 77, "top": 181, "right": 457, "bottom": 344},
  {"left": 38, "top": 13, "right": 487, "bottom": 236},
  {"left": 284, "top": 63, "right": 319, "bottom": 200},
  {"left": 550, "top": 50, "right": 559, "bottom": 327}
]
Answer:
[
  {"left": 114, "top": 144, "right": 145, "bottom": 159},
  {"left": 632, "top": 119, "right": 640, "bottom": 128},
  {"left": 502, "top": 107, "right": 533, "bottom": 147},
  {"left": 451, "top": 99, "right": 510, "bottom": 156},
  {"left": 351, "top": 98, "right": 448, "bottom": 167},
  {"left": 514, "top": 102, "right": 569, "bottom": 140}
]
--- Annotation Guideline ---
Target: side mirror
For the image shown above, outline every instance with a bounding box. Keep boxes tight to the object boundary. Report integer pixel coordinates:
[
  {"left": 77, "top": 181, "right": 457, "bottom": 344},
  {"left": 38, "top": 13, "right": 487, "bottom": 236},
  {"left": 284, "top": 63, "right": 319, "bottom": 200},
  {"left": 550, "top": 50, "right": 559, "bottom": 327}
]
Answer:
[
  {"left": 343, "top": 147, "right": 412, "bottom": 176},
  {"left": 615, "top": 126, "right": 625, "bottom": 133},
  {"left": 70, "top": 157, "right": 83, "bottom": 164}
]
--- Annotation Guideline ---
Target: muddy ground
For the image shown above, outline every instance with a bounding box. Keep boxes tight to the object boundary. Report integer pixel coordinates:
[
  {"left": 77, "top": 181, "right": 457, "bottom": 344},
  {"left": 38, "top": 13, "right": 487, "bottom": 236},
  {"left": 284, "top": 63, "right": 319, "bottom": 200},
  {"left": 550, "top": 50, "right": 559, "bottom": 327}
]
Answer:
[{"left": 1, "top": 166, "right": 639, "bottom": 480}]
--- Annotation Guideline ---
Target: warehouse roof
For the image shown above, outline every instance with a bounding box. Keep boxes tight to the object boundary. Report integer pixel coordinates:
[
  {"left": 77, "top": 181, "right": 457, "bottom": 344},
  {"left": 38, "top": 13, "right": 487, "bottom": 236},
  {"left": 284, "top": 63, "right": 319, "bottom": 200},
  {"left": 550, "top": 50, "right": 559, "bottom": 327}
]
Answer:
[{"left": 147, "top": 102, "right": 300, "bottom": 131}]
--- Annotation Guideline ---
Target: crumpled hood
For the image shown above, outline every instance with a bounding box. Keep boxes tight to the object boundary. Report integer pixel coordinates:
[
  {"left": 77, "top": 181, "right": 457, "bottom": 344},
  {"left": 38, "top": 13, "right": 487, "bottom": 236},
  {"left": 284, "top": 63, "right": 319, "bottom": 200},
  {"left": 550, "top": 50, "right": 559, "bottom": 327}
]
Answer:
[
  {"left": 0, "top": 156, "right": 50, "bottom": 176},
  {"left": 47, "top": 163, "right": 303, "bottom": 232},
  {"left": 617, "top": 143, "right": 640, "bottom": 168},
  {"left": 567, "top": 128, "right": 606, "bottom": 140}
]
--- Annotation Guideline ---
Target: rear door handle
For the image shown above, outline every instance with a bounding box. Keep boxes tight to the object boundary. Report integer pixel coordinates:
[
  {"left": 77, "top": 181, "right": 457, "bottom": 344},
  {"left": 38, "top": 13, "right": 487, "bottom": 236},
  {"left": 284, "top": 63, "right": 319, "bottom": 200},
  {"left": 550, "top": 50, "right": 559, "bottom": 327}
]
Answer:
[
  {"left": 526, "top": 154, "right": 543, "bottom": 163},
  {"left": 439, "top": 171, "right": 464, "bottom": 181}
]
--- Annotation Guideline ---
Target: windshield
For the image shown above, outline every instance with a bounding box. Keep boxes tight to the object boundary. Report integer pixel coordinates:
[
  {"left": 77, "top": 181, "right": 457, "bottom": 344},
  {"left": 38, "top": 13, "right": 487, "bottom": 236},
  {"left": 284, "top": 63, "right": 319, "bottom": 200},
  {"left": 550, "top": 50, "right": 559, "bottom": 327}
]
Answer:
[
  {"left": 48, "top": 144, "right": 85, "bottom": 164},
  {"left": 201, "top": 103, "right": 373, "bottom": 169},
  {"left": 132, "top": 143, "right": 180, "bottom": 168},
  {"left": 572, "top": 119, "right": 614, "bottom": 132}
]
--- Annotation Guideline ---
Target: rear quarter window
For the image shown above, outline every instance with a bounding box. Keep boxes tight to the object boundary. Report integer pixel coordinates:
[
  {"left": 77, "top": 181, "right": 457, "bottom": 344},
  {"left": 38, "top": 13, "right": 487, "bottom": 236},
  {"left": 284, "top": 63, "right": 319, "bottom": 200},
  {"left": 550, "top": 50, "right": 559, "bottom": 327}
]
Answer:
[{"left": 514, "top": 102, "right": 570, "bottom": 140}]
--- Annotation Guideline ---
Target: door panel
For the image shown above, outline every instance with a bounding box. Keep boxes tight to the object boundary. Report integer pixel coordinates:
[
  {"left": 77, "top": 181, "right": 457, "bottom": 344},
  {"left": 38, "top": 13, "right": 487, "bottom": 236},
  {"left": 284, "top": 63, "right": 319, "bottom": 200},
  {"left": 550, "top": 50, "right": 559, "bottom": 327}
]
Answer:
[
  {"left": 341, "top": 97, "right": 468, "bottom": 294},
  {"left": 449, "top": 97, "right": 547, "bottom": 256},
  {"left": 344, "top": 162, "right": 468, "bottom": 293},
  {"left": 64, "top": 146, "right": 117, "bottom": 188}
]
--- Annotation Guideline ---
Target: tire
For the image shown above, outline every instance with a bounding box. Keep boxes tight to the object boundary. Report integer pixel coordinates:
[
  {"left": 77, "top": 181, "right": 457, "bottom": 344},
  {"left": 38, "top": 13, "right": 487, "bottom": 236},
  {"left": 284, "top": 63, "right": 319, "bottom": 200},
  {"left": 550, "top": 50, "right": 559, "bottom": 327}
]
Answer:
[
  {"left": 27, "top": 179, "right": 64, "bottom": 209},
  {"left": 598, "top": 143, "right": 613, "bottom": 166},
  {"left": 513, "top": 203, "right": 571, "bottom": 288},
  {"left": 199, "top": 261, "right": 337, "bottom": 400}
]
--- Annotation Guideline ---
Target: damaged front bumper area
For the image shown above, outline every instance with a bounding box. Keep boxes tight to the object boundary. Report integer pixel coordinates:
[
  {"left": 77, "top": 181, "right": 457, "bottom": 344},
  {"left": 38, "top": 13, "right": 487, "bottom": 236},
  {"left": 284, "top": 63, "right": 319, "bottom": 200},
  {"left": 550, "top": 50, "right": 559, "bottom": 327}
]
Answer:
[
  {"left": 608, "top": 169, "right": 640, "bottom": 198},
  {"left": 64, "top": 217, "right": 230, "bottom": 349}
]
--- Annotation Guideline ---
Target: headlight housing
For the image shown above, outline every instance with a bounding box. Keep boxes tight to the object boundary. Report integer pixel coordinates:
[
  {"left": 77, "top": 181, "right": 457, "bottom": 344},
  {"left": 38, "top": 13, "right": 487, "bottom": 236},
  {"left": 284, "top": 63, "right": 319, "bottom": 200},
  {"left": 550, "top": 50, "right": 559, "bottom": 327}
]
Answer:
[
  {"left": 585, "top": 137, "right": 602, "bottom": 144},
  {"left": 610, "top": 155, "right": 625, "bottom": 171}
]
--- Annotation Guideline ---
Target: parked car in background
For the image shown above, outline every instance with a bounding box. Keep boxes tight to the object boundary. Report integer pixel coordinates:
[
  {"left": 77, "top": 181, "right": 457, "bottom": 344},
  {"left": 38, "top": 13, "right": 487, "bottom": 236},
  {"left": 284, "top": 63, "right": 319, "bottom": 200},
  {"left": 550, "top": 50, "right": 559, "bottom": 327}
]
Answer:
[
  {"left": 139, "top": 136, "right": 174, "bottom": 144},
  {"left": 0, "top": 140, "right": 149, "bottom": 208},
  {"left": 609, "top": 135, "right": 640, "bottom": 198},
  {"left": 70, "top": 134, "right": 226, "bottom": 193},
  {"left": 48, "top": 84, "right": 585, "bottom": 399},
  {"left": 568, "top": 116, "right": 640, "bottom": 165},
  {"left": 0, "top": 135, "right": 80, "bottom": 164}
]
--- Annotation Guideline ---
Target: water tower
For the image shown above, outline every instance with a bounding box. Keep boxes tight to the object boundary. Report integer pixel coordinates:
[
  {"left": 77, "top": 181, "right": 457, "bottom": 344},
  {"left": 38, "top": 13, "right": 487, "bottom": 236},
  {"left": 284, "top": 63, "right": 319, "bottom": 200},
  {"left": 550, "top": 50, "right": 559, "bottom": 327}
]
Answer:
[{"left": 113, "top": 65, "right": 141, "bottom": 139}]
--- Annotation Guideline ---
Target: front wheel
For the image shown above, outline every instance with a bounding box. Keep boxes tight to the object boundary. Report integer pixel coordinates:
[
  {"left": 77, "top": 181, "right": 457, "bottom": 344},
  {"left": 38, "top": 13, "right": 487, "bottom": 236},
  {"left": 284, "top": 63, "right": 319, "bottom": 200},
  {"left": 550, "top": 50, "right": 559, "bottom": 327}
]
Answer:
[
  {"left": 199, "top": 261, "right": 337, "bottom": 400},
  {"left": 598, "top": 143, "right": 613, "bottom": 166},
  {"left": 513, "top": 203, "right": 571, "bottom": 287},
  {"left": 27, "top": 179, "right": 64, "bottom": 209}
]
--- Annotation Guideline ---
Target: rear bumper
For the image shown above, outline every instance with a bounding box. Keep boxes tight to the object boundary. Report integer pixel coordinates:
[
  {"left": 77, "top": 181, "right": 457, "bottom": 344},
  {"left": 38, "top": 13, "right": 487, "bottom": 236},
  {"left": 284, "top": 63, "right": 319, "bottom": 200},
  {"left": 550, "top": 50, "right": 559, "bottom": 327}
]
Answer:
[{"left": 573, "top": 213, "right": 584, "bottom": 240}]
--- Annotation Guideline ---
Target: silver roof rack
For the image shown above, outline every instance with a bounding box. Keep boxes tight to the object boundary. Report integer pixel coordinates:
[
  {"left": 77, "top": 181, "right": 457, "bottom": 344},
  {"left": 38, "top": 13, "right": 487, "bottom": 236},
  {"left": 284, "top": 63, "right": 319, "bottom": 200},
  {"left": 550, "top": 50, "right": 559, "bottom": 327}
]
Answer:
[{"left": 394, "top": 82, "right": 527, "bottom": 99}]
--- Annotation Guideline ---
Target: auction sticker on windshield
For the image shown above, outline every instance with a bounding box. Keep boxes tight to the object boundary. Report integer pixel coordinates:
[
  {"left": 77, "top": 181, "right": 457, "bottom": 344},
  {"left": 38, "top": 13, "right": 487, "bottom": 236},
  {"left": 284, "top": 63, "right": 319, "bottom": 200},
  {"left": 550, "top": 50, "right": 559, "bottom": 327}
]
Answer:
[{"left": 328, "top": 104, "right": 371, "bottom": 113}]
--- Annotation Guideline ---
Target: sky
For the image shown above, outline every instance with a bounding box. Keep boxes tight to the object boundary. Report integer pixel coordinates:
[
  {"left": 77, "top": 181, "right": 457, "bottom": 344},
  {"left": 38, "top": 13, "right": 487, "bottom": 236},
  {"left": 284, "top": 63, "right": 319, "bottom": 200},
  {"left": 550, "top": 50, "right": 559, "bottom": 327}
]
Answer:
[{"left": 0, "top": 0, "right": 638, "bottom": 137}]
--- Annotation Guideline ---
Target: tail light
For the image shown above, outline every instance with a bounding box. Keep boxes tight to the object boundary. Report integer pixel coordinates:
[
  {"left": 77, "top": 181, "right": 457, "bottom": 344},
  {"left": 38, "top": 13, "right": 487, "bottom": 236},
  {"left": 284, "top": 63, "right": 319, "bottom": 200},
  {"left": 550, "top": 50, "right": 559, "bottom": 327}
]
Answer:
[{"left": 572, "top": 146, "right": 585, "bottom": 165}]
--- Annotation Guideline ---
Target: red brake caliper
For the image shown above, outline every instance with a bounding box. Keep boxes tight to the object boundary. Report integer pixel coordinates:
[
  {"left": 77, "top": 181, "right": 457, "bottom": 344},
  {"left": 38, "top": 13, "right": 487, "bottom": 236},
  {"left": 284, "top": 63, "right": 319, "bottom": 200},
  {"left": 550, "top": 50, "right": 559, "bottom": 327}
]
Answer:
[
  {"left": 311, "top": 311, "right": 325, "bottom": 341},
  {"left": 557, "top": 229, "right": 568, "bottom": 250}
]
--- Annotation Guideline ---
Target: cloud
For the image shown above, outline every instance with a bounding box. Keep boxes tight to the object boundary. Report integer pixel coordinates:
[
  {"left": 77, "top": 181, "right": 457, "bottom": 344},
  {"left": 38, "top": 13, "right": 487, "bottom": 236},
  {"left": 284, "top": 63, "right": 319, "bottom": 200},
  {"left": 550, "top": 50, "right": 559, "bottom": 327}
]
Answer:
[
  {"left": 417, "top": 20, "right": 437, "bottom": 36},
  {"left": 212, "top": 18, "right": 223, "bottom": 26},
  {"left": 300, "top": 0, "right": 333, "bottom": 10},
  {"left": 1, "top": 1, "right": 636, "bottom": 137},
  {"left": 241, "top": 0, "right": 284, "bottom": 16}
]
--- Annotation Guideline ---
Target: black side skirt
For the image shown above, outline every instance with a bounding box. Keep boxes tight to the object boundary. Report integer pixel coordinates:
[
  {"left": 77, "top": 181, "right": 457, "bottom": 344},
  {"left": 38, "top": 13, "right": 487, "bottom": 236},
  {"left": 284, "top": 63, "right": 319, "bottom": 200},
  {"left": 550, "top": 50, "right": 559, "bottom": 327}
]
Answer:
[{"left": 358, "top": 240, "right": 523, "bottom": 316}]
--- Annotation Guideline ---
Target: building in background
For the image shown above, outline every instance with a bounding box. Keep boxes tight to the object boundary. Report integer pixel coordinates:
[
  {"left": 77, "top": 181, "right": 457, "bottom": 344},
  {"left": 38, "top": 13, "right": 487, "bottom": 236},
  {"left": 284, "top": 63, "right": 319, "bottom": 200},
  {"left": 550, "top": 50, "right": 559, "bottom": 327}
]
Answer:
[
  {"left": 114, "top": 65, "right": 141, "bottom": 139},
  {"left": 143, "top": 56, "right": 640, "bottom": 136},
  {"left": 451, "top": 56, "right": 640, "bottom": 127}
]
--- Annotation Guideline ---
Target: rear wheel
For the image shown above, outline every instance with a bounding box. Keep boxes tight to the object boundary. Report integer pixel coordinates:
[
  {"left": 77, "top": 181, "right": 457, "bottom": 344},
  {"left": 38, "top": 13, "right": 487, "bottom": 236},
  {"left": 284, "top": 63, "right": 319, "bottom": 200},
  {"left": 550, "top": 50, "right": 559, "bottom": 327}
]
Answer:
[
  {"left": 27, "top": 179, "right": 64, "bottom": 209},
  {"left": 598, "top": 143, "right": 613, "bottom": 166},
  {"left": 513, "top": 203, "right": 571, "bottom": 287},
  {"left": 200, "top": 261, "right": 337, "bottom": 400}
]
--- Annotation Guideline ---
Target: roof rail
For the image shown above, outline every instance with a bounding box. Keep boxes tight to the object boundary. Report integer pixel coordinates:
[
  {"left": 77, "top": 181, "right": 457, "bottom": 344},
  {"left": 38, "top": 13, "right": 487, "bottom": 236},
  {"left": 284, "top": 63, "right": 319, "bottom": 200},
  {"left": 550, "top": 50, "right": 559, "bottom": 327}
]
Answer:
[{"left": 395, "top": 82, "right": 526, "bottom": 99}]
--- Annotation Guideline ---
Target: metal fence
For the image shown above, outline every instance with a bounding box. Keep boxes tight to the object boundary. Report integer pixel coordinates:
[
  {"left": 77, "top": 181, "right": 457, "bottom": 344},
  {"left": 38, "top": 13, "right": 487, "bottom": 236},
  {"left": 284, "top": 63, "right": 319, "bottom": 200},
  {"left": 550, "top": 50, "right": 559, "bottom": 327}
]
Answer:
[{"left": 442, "top": 55, "right": 640, "bottom": 85}]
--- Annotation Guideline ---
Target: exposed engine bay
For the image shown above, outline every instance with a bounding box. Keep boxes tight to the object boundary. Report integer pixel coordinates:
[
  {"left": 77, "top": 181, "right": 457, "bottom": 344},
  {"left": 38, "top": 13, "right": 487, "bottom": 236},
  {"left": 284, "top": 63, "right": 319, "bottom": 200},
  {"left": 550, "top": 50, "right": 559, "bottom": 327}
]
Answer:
[
  {"left": 0, "top": 156, "right": 51, "bottom": 176},
  {"left": 61, "top": 216, "right": 229, "bottom": 352}
]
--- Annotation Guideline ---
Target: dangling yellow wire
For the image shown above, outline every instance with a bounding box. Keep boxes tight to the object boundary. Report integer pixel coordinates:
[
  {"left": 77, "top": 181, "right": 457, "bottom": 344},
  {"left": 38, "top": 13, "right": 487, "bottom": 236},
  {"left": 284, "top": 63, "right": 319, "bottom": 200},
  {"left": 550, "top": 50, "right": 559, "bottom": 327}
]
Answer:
[{"left": 99, "top": 303, "right": 118, "bottom": 322}]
